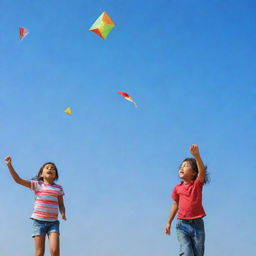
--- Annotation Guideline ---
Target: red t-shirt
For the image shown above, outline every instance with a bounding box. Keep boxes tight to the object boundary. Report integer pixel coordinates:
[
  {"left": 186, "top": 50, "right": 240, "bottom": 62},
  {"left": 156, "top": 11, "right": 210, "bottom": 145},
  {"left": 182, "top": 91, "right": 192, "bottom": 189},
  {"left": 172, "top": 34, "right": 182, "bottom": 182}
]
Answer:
[{"left": 171, "top": 179, "right": 206, "bottom": 219}]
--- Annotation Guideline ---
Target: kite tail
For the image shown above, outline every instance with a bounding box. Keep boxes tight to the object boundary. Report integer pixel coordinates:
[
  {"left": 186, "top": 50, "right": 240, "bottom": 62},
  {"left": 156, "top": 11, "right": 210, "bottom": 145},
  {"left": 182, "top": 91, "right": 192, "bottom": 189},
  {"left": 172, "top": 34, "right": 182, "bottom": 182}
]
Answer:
[{"left": 133, "top": 102, "right": 138, "bottom": 108}]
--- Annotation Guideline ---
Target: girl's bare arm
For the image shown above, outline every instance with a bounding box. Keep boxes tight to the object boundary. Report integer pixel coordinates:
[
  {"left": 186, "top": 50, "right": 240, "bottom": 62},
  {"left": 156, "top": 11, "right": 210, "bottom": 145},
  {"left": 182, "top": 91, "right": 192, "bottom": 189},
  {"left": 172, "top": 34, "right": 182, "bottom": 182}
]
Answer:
[
  {"left": 58, "top": 196, "right": 67, "bottom": 220},
  {"left": 5, "top": 156, "right": 31, "bottom": 189}
]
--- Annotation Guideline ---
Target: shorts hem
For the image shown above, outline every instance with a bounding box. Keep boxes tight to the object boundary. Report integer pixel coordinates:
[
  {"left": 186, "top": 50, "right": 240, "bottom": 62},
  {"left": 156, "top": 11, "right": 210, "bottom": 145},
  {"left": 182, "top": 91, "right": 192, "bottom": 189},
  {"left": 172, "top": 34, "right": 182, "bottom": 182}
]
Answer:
[
  {"left": 48, "top": 231, "right": 60, "bottom": 236},
  {"left": 32, "top": 233, "right": 46, "bottom": 238}
]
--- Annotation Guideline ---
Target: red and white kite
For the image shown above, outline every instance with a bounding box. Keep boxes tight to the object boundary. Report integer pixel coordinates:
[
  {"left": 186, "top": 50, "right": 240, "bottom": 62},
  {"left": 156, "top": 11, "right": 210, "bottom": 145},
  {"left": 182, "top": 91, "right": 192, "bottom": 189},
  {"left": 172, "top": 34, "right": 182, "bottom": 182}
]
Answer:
[
  {"left": 19, "top": 27, "right": 29, "bottom": 40},
  {"left": 117, "top": 92, "right": 137, "bottom": 108}
]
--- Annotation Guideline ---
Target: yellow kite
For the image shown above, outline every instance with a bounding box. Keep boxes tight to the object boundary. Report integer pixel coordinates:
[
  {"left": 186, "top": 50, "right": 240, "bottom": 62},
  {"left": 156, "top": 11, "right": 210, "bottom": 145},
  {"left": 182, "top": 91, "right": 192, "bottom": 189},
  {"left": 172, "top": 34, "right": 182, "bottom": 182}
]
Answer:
[{"left": 64, "top": 107, "right": 72, "bottom": 115}]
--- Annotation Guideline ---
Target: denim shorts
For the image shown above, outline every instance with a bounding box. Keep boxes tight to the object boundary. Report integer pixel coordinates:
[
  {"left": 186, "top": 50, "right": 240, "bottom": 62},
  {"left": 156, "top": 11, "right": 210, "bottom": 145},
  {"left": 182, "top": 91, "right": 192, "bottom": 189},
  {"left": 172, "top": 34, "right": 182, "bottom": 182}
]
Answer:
[
  {"left": 176, "top": 218, "right": 205, "bottom": 256},
  {"left": 32, "top": 219, "right": 60, "bottom": 237}
]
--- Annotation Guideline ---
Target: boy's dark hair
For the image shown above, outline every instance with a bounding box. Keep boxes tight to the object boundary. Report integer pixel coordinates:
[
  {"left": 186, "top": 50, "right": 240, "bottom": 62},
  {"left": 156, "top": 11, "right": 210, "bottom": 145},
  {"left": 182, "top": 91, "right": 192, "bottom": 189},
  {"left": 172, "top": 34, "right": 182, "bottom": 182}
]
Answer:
[
  {"left": 33, "top": 162, "right": 59, "bottom": 181},
  {"left": 182, "top": 158, "right": 210, "bottom": 184}
]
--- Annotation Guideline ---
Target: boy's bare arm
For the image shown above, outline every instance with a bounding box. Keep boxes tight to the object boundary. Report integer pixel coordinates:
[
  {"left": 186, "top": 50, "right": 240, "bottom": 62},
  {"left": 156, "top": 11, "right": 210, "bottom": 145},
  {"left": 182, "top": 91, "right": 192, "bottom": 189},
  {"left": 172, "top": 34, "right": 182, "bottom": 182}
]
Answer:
[
  {"left": 165, "top": 200, "right": 178, "bottom": 235},
  {"left": 190, "top": 145, "right": 206, "bottom": 183}
]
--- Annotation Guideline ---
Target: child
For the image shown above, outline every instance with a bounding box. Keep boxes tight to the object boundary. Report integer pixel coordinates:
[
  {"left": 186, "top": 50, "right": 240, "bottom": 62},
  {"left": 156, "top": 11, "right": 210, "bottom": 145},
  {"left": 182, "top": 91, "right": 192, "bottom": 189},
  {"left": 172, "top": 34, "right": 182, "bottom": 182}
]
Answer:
[
  {"left": 5, "top": 156, "right": 66, "bottom": 256},
  {"left": 164, "top": 145, "right": 209, "bottom": 256}
]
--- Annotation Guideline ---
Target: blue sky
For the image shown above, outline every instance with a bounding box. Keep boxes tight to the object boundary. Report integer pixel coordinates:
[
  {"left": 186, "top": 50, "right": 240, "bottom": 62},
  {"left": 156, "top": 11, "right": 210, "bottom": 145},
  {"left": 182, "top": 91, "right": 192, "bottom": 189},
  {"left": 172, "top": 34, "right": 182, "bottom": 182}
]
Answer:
[{"left": 0, "top": 0, "right": 255, "bottom": 255}]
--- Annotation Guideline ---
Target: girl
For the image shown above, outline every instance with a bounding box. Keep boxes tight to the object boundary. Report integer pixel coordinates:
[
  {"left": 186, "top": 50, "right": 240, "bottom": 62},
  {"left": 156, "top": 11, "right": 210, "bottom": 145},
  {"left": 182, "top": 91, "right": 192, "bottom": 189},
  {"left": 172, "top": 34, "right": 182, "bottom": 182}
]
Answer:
[
  {"left": 164, "top": 144, "right": 209, "bottom": 256},
  {"left": 5, "top": 156, "right": 66, "bottom": 256}
]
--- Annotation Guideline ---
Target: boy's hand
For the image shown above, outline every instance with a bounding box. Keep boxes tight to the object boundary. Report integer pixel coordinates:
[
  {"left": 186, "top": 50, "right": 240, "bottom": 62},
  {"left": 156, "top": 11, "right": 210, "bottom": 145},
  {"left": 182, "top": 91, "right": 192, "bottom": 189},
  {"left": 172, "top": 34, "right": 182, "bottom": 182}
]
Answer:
[
  {"left": 190, "top": 144, "right": 200, "bottom": 158},
  {"left": 164, "top": 223, "right": 171, "bottom": 235},
  {"left": 4, "top": 156, "right": 12, "bottom": 165}
]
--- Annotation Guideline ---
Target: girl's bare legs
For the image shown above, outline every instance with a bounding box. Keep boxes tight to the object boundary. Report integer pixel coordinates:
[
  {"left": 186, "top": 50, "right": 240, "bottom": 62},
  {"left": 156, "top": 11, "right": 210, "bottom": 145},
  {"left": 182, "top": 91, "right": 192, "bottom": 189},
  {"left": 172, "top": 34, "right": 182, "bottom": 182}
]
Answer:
[
  {"left": 49, "top": 232, "right": 60, "bottom": 256},
  {"left": 34, "top": 235, "right": 46, "bottom": 256}
]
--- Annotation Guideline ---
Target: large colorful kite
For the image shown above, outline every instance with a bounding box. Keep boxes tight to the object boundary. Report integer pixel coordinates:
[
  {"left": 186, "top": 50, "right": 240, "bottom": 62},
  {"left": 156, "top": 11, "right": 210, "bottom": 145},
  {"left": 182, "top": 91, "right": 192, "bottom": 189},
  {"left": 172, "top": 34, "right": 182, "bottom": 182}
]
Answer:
[
  {"left": 19, "top": 27, "right": 29, "bottom": 40},
  {"left": 117, "top": 92, "right": 137, "bottom": 108},
  {"left": 89, "top": 11, "right": 115, "bottom": 40},
  {"left": 64, "top": 107, "right": 72, "bottom": 115}
]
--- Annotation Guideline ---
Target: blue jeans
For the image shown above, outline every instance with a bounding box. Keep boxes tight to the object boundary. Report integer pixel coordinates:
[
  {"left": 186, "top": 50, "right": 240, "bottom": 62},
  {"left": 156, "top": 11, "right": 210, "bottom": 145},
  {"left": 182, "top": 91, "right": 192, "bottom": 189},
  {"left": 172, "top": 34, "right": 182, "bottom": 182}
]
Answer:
[
  {"left": 32, "top": 219, "right": 60, "bottom": 237},
  {"left": 176, "top": 218, "right": 205, "bottom": 256}
]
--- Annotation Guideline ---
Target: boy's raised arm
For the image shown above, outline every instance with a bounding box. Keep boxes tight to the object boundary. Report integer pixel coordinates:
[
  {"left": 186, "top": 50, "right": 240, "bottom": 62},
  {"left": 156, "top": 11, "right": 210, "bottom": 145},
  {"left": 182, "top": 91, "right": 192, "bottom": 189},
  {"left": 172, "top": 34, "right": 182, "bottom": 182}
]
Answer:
[{"left": 190, "top": 145, "right": 206, "bottom": 183}]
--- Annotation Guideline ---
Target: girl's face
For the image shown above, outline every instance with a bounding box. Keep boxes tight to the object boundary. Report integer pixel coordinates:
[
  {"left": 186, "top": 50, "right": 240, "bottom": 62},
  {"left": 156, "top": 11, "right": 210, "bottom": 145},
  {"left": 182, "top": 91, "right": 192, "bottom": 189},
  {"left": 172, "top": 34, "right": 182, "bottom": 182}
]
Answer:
[
  {"left": 179, "top": 161, "right": 196, "bottom": 182},
  {"left": 40, "top": 164, "right": 57, "bottom": 182}
]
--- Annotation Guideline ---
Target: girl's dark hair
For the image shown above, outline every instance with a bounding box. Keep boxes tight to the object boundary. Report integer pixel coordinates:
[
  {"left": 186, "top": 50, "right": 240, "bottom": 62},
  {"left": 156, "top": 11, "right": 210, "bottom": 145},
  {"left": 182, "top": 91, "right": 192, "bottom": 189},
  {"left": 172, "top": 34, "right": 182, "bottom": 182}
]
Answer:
[
  {"left": 33, "top": 162, "right": 59, "bottom": 181},
  {"left": 182, "top": 158, "right": 210, "bottom": 184}
]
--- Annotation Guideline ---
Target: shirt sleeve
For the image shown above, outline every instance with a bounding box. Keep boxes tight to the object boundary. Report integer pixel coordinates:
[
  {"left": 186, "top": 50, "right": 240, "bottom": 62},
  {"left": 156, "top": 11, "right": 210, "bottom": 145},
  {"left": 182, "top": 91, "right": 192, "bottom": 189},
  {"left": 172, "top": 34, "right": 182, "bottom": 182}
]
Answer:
[
  {"left": 195, "top": 178, "right": 204, "bottom": 188},
  {"left": 171, "top": 186, "right": 179, "bottom": 202},
  {"left": 31, "top": 180, "right": 39, "bottom": 191},
  {"left": 59, "top": 186, "right": 65, "bottom": 196}
]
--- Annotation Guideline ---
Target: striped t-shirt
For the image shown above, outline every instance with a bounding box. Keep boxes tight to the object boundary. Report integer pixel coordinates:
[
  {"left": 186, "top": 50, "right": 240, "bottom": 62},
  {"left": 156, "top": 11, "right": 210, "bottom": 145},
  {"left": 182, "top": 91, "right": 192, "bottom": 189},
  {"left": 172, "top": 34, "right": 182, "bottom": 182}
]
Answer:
[{"left": 30, "top": 180, "right": 64, "bottom": 222}]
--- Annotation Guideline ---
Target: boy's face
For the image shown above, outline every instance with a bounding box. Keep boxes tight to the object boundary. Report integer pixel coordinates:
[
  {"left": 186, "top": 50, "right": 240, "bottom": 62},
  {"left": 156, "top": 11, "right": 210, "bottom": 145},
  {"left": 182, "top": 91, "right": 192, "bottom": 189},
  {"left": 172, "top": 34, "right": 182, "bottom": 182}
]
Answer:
[
  {"left": 179, "top": 161, "right": 195, "bottom": 181},
  {"left": 41, "top": 164, "right": 56, "bottom": 181}
]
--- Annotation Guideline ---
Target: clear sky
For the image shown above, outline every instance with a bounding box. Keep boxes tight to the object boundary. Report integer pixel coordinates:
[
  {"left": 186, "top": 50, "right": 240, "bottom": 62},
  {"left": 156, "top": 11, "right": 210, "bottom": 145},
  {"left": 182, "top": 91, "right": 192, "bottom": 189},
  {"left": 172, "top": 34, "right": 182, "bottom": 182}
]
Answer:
[{"left": 0, "top": 0, "right": 255, "bottom": 255}]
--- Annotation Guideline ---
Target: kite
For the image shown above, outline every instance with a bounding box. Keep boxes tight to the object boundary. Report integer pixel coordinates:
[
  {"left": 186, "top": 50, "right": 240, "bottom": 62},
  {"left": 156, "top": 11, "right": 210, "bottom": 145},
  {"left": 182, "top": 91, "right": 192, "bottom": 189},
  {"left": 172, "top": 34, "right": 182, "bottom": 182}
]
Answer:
[
  {"left": 64, "top": 107, "right": 72, "bottom": 115},
  {"left": 117, "top": 92, "right": 138, "bottom": 108},
  {"left": 89, "top": 11, "right": 115, "bottom": 40},
  {"left": 19, "top": 27, "right": 29, "bottom": 40}
]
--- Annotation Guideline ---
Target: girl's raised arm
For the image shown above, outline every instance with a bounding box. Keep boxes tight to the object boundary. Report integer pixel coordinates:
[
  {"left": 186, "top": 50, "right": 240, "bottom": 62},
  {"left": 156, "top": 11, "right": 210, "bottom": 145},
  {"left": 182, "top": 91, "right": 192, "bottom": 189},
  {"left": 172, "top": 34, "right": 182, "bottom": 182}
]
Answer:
[
  {"left": 5, "top": 156, "right": 31, "bottom": 189},
  {"left": 190, "top": 145, "right": 206, "bottom": 183}
]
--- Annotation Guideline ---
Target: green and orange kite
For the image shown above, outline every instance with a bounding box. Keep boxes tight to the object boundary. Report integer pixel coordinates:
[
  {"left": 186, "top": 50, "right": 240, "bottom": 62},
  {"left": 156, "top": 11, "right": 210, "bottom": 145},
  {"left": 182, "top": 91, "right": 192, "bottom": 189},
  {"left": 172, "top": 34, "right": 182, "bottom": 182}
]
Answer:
[{"left": 89, "top": 11, "right": 115, "bottom": 40}]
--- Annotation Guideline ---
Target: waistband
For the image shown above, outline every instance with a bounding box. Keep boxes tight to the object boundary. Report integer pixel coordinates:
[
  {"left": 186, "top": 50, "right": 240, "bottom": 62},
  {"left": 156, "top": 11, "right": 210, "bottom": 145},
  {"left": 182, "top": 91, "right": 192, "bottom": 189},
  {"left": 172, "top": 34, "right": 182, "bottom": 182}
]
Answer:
[{"left": 177, "top": 218, "right": 203, "bottom": 224}]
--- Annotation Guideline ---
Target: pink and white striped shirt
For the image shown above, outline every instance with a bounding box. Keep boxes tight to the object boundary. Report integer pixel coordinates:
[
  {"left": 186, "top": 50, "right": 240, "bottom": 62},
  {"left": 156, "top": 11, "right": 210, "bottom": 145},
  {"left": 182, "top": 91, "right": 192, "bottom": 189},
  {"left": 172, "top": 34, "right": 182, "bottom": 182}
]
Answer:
[{"left": 30, "top": 180, "right": 64, "bottom": 222}]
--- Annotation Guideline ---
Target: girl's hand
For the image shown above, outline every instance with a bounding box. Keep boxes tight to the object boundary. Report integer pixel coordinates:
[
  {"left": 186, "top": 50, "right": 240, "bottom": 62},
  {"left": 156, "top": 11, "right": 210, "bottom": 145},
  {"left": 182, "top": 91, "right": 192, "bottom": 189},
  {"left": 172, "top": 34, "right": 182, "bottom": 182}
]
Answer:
[
  {"left": 164, "top": 223, "right": 171, "bottom": 235},
  {"left": 190, "top": 144, "right": 200, "bottom": 158},
  {"left": 4, "top": 156, "right": 12, "bottom": 165},
  {"left": 61, "top": 213, "right": 67, "bottom": 221}
]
